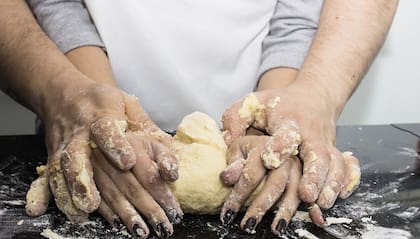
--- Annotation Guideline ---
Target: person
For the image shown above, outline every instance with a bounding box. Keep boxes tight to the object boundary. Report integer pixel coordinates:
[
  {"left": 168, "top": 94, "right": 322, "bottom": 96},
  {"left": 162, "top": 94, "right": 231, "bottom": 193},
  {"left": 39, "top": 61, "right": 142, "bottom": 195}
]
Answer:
[{"left": 0, "top": 0, "right": 398, "bottom": 238}]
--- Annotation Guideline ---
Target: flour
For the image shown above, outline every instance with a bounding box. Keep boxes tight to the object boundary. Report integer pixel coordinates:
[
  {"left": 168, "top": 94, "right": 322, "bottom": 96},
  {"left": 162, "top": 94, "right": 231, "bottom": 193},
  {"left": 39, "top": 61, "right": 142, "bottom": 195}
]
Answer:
[
  {"left": 295, "top": 229, "right": 319, "bottom": 239},
  {"left": 41, "top": 229, "right": 75, "bottom": 239},
  {"left": 360, "top": 225, "right": 412, "bottom": 239}
]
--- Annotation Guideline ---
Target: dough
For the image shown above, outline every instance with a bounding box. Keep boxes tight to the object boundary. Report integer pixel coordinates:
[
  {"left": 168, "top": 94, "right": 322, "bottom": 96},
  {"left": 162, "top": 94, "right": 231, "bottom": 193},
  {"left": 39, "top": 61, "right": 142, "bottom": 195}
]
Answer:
[
  {"left": 169, "top": 112, "right": 264, "bottom": 214},
  {"left": 169, "top": 112, "right": 230, "bottom": 214}
]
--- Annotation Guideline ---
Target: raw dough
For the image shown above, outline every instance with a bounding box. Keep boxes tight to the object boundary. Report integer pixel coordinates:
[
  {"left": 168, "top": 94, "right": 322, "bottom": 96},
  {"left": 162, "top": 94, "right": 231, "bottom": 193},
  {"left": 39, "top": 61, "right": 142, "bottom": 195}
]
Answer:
[
  {"left": 169, "top": 112, "right": 230, "bottom": 214},
  {"left": 170, "top": 112, "right": 264, "bottom": 214}
]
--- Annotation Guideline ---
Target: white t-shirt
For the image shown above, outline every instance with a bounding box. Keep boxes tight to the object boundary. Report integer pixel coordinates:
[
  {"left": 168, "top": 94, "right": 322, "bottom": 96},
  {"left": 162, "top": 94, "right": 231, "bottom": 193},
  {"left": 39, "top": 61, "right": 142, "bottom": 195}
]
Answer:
[{"left": 84, "top": 0, "right": 276, "bottom": 130}]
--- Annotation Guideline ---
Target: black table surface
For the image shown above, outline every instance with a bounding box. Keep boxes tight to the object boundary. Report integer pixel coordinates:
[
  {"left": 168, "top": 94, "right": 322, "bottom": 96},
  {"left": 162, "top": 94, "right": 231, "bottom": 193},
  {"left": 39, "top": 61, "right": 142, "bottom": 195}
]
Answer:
[{"left": 1, "top": 124, "right": 420, "bottom": 239}]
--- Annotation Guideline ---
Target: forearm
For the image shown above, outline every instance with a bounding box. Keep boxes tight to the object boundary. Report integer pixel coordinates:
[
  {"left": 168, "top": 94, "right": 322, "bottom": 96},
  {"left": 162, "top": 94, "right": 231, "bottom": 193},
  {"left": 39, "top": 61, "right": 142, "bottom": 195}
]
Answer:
[
  {"left": 66, "top": 46, "right": 116, "bottom": 87},
  {"left": 295, "top": 0, "right": 398, "bottom": 117},
  {"left": 257, "top": 68, "right": 298, "bottom": 91},
  {"left": 0, "top": 0, "right": 92, "bottom": 118}
]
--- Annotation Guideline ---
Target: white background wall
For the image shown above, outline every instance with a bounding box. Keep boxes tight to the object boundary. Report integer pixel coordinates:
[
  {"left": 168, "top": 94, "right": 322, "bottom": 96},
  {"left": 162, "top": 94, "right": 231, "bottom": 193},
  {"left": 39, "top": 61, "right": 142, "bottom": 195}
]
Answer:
[
  {"left": 338, "top": 0, "right": 420, "bottom": 125},
  {"left": 0, "top": 0, "right": 419, "bottom": 135}
]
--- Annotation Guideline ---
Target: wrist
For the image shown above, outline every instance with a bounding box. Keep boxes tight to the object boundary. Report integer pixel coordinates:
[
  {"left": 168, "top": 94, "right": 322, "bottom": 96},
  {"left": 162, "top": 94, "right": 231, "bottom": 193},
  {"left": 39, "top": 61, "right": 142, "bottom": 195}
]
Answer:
[
  {"left": 292, "top": 75, "right": 348, "bottom": 121},
  {"left": 39, "top": 70, "right": 96, "bottom": 123}
]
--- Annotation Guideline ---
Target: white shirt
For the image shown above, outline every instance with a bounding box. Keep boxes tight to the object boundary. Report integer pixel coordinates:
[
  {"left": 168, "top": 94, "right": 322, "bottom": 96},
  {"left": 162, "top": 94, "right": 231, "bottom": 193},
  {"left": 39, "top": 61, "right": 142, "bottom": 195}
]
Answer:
[{"left": 85, "top": 0, "right": 277, "bottom": 130}]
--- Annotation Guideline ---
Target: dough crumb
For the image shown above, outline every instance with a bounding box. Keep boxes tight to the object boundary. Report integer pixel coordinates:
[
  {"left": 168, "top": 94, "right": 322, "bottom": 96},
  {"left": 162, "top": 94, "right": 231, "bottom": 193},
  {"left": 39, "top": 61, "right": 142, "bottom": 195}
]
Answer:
[{"left": 17, "top": 219, "right": 24, "bottom": 225}]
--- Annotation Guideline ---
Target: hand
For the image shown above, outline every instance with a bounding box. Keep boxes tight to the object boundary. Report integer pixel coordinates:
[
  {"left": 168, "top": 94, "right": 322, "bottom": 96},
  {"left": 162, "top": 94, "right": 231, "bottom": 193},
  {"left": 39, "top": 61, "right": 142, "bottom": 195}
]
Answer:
[
  {"left": 25, "top": 80, "right": 178, "bottom": 222},
  {"left": 222, "top": 82, "right": 361, "bottom": 225},
  {"left": 92, "top": 132, "right": 182, "bottom": 238},
  {"left": 219, "top": 136, "right": 303, "bottom": 235}
]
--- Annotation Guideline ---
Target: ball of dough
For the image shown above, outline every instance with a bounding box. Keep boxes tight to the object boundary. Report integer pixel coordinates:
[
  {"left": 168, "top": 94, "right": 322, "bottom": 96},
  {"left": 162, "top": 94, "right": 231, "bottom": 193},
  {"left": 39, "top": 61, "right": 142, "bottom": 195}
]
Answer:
[
  {"left": 169, "top": 112, "right": 230, "bottom": 214},
  {"left": 170, "top": 111, "right": 265, "bottom": 214}
]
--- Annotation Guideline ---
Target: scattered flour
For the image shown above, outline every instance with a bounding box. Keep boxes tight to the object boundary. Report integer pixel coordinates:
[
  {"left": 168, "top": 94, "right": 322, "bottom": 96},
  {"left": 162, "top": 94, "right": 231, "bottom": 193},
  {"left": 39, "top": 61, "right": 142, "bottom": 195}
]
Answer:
[
  {"left": 360, "top": 225, "right": 412, "bottom": 239},
  {"left": 295, "top": 229, "right": 319, "bottom": 239},
  {"left": 41, "top": 229, "right": 73, "bottom": 239},
  {"left": 325, "top": 217, "right": 352, "bottom": 225},
  {"left": 2, "top": 199, "right": 26, "bottom": 206}
]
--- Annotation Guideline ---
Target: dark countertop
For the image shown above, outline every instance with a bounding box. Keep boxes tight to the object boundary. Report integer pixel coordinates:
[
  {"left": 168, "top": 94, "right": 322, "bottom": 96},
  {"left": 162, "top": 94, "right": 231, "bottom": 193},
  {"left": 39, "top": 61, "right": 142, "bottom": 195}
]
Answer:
[{"left": 0, "top": 124, "right": 420, "bottom": 239}]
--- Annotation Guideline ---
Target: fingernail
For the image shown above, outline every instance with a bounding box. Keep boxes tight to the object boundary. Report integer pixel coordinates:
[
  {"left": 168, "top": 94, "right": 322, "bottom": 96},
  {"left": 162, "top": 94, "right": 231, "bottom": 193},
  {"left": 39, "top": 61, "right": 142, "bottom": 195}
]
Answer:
[
  {"left": 243, "top": 217, "right": 257, "bottom": 234},
  {"left": 157, "top": 222, "right": 170, "bottom": 239},
  {"left": 133, "top": 224, "right": 146, "bottom": 238},
  {"left": 276, "top": 219, "right": 287, "bottom": 234},
  {"left": 168, "top": 209, "right": 182, "bottom": 225},
  {"left": 223, "top": 209, "right": 236, "bottom": 225}
]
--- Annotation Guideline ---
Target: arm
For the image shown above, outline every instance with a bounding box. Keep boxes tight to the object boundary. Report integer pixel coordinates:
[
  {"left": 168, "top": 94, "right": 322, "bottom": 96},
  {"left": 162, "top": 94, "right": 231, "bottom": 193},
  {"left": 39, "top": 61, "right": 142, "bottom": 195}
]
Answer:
[
  {"left": 257, "top": 0, "right": 323, "bottom": 90},
  {"left": 221, "top": 0, "right": 398, "bottom": 232},
  {"left": 27, "top": 0, "right": 104, "bottom": 53},
  {"left": 295, "top": 0, "right": 399, "bottom": 117}
]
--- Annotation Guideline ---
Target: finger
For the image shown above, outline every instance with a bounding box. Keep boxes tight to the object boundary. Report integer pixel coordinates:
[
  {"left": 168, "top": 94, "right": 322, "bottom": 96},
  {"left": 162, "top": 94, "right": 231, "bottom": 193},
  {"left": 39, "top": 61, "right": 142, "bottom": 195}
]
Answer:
[
  {"left": 221, "top": 147, "right": 266, "bottom": 225},
  {"left": 48, "top": 151, "right": 88, "bottom": 222},
  {"left": 90, "top": 116, "right": 136, "bottom": 170},
  {"left": 149, "top": 137, "right": 179, "bottom": 182},
  {"left": 298, "top": 143, "right": 330, "bottom": 203},
  {"left": 127, "top": 135, "right": 183, "bottom": 224},
  {"left": 308, "top": 203, "right": 325, "bottom": 226},
  {"left": 61, "top": 134, "right": 100, "bottom": 213},
  {"left": 222, "top": 93, "right": 265, "bottom": 145},
  {"left": 220, "top": 139, "right": 246, "bottom": 186},
  {"left": 339, "top": 152, "right": 361, "bottom": 199},
  {"left": 93, "top": 150, "right": 174, "bottom": 238},
  {"left": 92, "top": 161, "right": 149, "bottom": 238},
  {"left": 124, "top": 94, "right": 173, "bottom": 146},
  {"left": 127, "top": 132, "right": 178, "bottom": 182},
  {"left": 97, "top": 201, "right": 121, "bottom": 228},
  {"left": 241, "top": 160, "right": 292, "bottom": 234},
  {"left": 271, "top": 158, "right": 302, "bottom": 236},
  {"left": 26, "top": 165, "right": 51, "bottom": 217},
  {"left": 261, "top": 120, "right": 301, "bottom": 169},
  {"left": 317, "top": 149, "right": 345, "bottom": 209}
]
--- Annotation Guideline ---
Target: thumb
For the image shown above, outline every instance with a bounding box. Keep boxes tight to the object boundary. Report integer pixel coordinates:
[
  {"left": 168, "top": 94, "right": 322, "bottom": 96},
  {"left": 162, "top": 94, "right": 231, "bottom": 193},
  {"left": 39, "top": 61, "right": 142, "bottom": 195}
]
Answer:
[{"left": 222, "top": 93, "right": 265, "bottom": 145}]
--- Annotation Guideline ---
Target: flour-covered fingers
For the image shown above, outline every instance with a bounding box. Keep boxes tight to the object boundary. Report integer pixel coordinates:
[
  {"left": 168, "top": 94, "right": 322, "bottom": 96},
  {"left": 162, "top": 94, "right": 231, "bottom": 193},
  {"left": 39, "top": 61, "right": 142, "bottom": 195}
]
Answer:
[
  {"left": 308, "top": 203, "right": 325, "bottom": 226},
  {"left": 93, "top": 150, "right": 173, "bottom": 238},
  {"left": 61, "top": 134, "right": 100, "bottom": 213},
  {"left": 340, "top": 152, "right": 361, "bottom": 199},
  {"left": 92, "top": 163, "right": 149, "bottom": 238},
  {"left": 317, "top": 149, "right": 345, "bottom": 209},
  {"left": 90, "top": 117, "right": 135, "bottom": 170},
  {"left": 48, "top": 151, "right": 88, "bottom": 222},
  {"left": 151, "top": 138, "right": 179, "bottom": 182},
  {"left": 220, "top": 139, "right": 246, "bottom": 186},
  {"left": 127, "top": 135, "right": 183, "bottom": 224},
  {"left": 261, "top": 120, "right": 301, "bottom": 169},
  {"left": 26, "top": 165, "right": 50, "bottom": 217},
  {"left": 222, "top": 93, "right": 265, "bottom": 145},
  {"left": 221, "top": 146, "right": 266, "bottom": 225},
  {"left": 126, "top": 133, "right": 178, "bottom": 182},
  {"left": 124, "top": 94, "right": 173, "bottom": 146},
  {"left": 271, "top": 158, "right": 302, "bottom": 236},
  {"left": 240, "top": 160, "right": 291, "bottom": 234},
  {"left": 298, "top": 143, "right": 330, "bottom": 203},
  {"left": 97, "top": 201, "right": 121, "bottom": 228}
]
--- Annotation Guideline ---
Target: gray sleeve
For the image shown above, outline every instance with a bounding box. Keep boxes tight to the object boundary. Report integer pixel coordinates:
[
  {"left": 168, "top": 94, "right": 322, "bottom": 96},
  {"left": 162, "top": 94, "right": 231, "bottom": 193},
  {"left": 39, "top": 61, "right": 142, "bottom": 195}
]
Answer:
[
  {"left": 26, "top": 0, "right": 104, "bottom": 53},
  {"left": 259, "top": 0, "right": 323, "bottom": 78}
]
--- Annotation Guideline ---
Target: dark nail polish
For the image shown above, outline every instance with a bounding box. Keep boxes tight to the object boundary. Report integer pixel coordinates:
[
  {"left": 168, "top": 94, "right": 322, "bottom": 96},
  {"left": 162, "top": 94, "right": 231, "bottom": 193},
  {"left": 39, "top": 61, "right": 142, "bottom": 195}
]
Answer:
[
  {"left": 113, "top": 218, "right": 121, "bottom": 227},
  {"left": 133, "top": 224, "right": 146, "bottom": 238},
  {"left": 157, "top": 222, "right": 170, "bottom": 239},
  {"left": 244, "top": 217, "right": 257, "bottom": 234},
  {"left": 276, "top": 219, "right": 287, "bottom": 234},
  {"left": 223, "top": 209, "right": 236, "bottom": 225},
  {"left": 168, "top": 209, "right": 182, "bottom": 225}
]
